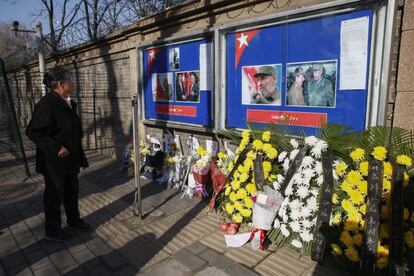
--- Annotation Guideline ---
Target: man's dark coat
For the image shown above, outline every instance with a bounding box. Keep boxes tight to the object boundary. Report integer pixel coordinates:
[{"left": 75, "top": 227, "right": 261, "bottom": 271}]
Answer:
[{"left": 26, "top": 91, "right": 88, "bottom": 175}]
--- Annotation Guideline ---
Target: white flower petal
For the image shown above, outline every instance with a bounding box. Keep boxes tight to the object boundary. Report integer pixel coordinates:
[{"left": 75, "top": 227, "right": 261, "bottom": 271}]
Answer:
[
  {"left": 291, "top": 239, "right": 303, "bottom": 248},
  {"left": 290, "top": 139, "right": 299, "bottom": 149}
]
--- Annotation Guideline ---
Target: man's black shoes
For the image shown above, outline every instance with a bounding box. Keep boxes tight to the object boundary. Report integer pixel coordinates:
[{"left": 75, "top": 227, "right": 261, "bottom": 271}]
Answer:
[
  {"left": 45, "top": 230, "right": 72, "bottom": 242},
  {"left": 68, "top": 221, "right": 92, "bottom": 232}
]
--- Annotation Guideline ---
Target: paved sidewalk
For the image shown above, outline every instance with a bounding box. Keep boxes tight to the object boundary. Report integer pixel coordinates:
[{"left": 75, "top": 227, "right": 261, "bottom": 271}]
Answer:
[{"left": 0, "top": 154, "right": 344, "bottom": 275}]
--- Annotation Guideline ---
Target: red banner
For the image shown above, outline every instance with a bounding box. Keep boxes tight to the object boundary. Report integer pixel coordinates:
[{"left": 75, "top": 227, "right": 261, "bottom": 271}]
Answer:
[
  {"left": 247, "top": 110, "right": 327, "bottom": 127},
  {"left": 156, "top": 105, "right": 197, "bottom": 117}
]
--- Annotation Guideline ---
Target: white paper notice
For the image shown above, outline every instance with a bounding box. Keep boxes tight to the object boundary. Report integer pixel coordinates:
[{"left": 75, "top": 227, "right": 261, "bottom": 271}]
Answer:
[
  {"left": 256, "top": 193, "right": 268, "bottom": 205},
  {"left": 199, "top": 43, "right": 212, "bottom": 91},
  {"left": 340, "top": 16, "right": 369, "bottom": 90},
  {"left": 225, "top": 232, "right": 251, "bottom": 248}
]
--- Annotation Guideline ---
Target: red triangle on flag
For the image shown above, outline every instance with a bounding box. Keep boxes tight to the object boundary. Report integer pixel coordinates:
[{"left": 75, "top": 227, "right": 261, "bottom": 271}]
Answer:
[{"left": 235, "top": 29, "right": 261, "bottom": 69}]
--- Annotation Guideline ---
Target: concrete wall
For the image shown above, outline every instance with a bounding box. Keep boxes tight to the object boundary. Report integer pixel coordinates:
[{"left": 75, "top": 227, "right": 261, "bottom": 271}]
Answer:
[{"left": 7, "top": 0, "right": 410, "bottom": 161}]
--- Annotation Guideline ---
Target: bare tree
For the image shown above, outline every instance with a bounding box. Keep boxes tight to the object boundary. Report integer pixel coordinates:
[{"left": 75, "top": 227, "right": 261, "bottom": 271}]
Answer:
[
  {"left": 38, "top": 0, "right": 82, "bottom": 51},
  {"left": 0, "top": 22, "right": 34, "bottom": 58},
  {"left": 81, "top": 0, "right": 128, "bottom": 40},
  {"left": 124, "top": 0, "right": 164, "bottom": 19}
]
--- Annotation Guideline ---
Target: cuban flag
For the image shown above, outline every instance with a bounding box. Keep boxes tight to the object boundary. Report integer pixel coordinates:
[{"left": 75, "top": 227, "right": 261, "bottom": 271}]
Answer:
[
  {"left": 147, "top": 48, "right": 159, "bottom": 75},
  {"left": 234, "top": 30, "right": 261, "bottom": 69}
]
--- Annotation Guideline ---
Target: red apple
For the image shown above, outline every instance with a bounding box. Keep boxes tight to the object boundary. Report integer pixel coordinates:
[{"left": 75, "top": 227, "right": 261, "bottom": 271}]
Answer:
[
  {"left": 220, "top": 223, "right": 230, "bottom": 232},
  {"left": 227, "top": 226, "right": 237, "bottom": 235},
  {"left": 229, "top": 223, "right": 239, "bottom": 230}
]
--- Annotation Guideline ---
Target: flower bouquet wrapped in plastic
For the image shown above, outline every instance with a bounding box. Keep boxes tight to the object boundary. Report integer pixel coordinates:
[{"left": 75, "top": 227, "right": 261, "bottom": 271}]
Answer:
[
  {"left": 192, "top": 146, "right": 212, "bottom": 198},
  {"left": 209, "top": 152, "right": 231, "bottom": 208},
  {"left": 251, "top": 186, "right": 284, "bottom": 250}
]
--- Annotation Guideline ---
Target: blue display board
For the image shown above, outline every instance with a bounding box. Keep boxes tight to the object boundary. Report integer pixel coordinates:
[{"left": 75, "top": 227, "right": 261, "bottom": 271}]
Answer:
[
  {"left": 226, "top": 9, "right": 373, "bottom": 132},
  {"left": 143, "top": 38, "right": 213, "bottom": 126}
]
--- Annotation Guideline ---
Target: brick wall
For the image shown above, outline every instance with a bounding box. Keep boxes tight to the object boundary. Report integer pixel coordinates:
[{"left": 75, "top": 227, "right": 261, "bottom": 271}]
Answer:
[
  {"left": 394, "top": 0, "right": 414, "bottom": 129},
  {"left": 7, "top": 0, "right": 411, "bottom": 163}
]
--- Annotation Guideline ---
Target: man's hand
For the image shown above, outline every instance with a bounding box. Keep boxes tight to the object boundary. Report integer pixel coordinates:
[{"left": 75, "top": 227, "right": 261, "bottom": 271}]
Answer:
[
  {"left": 247, "top": 73, "right": 258, "bottom": 99},
  {"left": 58, "top": 146, "right": 69, "bottom": 158}
]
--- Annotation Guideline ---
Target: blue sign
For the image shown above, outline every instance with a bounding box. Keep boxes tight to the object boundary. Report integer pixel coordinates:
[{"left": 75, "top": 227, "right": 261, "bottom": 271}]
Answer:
[
  {"left": 143, "top": 38, "right": 213, "bottom": 126},
  {"left": 226, "top": 9, "right": 373, "bottom": 132}
]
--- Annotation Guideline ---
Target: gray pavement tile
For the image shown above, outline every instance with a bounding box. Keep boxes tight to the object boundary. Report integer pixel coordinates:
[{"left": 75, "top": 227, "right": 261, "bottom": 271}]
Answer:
[
  {"left": 173, "top": 248, "right": 207, "bottom": 272},
  {"left": 40, "top": 239, "right": 66, "bottom": 254},
  {"left": 29, "top": 255, "right": 53, "bottom": 272},
  {"left": 71, "top": 249, "right": 102, "bottom": 270},
  {"left": 79, "top": 257, "right": 102, "bottom": 272},
  {"left": 25, "top": 249, "right": 48, "bottom": 268},
  {"left": 22, "top": 240, "right": 43, "bottom": 254},
  {"left": 187, "top": 242, "right": 208, "bottom": 255},
  {"left": 33, "top": 264, "right": 59, "bottom": 276},
  {"left": 0, "top": 206, "right": 19, "bottom": 219},
  {"left": 224, "top": 242, "right": 270, "bottom": 268},
  {"left": 66, "top": 239, "right": 88, "bottom": 255},
  {"left": 19, "top": 208, "right": 37, "bottom": 219},
  {"left": 16, "top": 236, "right": 37, "bottom": 250},
  {"left": 14, "top": 266, "right": 34, "bottom": 276},
  {"left": 3, "top": 250, "right": 27, "bottom": 271},
  {"left": 61, "top": 265, "right": 88, "bottom": 276},
  {"left": 118, "top": 235, "right": 170, "bottom": 271},
  {"left": 114, "top": 265, "right": 138, "bottom": 276},
  {"left": 0, "top": 235, "right": 19, "bottom": 257},
  {"left": 199, "top": 249, "right": 236, "bottom": 271},
  {"left": 49, "top": 250, "right": 78, "bottom": 273},
  {"left": 7, "top": 264, "right": 33, "bottom": 276},
  {"left": 138, "top": 257, "right": 191, "bottom": 276},
  {"left": 100, "top": 250, "right": 129, "bottom": 270},
  {"left": 30, "top": 226, "right": 44, "bottom": 240},
  {"left": 24, "top": 216, "right": 43, "bottom": 230},
  {"left": 195, "top": 266, "right": 230, "bottom": 276},
  {"left": 7, "top": 216, "right": 23, "bottom": 226},
  {"left": 88, "top": 264, "right": 114, "bottom": 276},
  {"left": 226, "top": 264, "right": 259, "bottom": 276},
  {"left": 86, "top": 237, "right": 113, "bottom": 256},
  {"left": 77, "top": 229, "right": 98, "bottom": 242},
  {"left": 15, "top": 202, "right": 31, "bottom": 211}
]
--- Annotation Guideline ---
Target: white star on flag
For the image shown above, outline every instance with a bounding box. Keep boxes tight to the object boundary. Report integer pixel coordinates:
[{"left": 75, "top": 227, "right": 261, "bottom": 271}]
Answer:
[
  {"left": 237, "top": 33, "right": 249, "bottom": 49},
  {"left": 149, "top": 50, "right": 155, "bottom": 60}
]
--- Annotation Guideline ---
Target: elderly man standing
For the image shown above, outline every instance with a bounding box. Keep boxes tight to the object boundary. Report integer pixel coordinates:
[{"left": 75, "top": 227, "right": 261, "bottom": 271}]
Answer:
[
  {"left": 249, "top": 65, "right": 281, "bottom": 105},
  {"left": 26, "top": 66, "right": 90, "bottom": 242},
  {"left": 307, "top": 64, "right": 334, "bottom": 107}
]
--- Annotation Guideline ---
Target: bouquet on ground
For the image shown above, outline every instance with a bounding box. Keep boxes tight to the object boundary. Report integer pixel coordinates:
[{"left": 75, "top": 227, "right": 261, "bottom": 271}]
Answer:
[
  {"left": 209, "top": 151, "right": 231, "bottom": 208},
  {"left": 192, "top": 146, "right": 212, "bottom": 198},
  {"left": 139, "top": 136, "right": 165, "bottom": 180},
  {"left": 218, "top": 130, "right": 281, "bottom": 238},
  {"left": 328, "top": 145, "right": 414, "bottom": 273},
  {"left": 268, "top": 136, "right": 328, "bottom": 254},
  {"left": 251, "top": 186, "right": 284, "bottom": 250},
  {"left": 160, "top": 134, "right": 189, "bottom": 187}
]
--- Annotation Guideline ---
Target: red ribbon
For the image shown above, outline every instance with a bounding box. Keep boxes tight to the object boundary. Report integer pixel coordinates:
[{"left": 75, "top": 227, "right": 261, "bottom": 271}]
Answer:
[{"left": 249, "top": 228, "right": 266, "bottom": 250}]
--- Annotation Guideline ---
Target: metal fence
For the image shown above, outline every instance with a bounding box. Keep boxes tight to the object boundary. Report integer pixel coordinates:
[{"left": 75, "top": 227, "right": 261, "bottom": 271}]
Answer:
[
  {"left": 0, "top": 59, "right": 30, "bottom": 177},
  {"left": 3, "top": 0, "right": 194, "bottom": 70}
]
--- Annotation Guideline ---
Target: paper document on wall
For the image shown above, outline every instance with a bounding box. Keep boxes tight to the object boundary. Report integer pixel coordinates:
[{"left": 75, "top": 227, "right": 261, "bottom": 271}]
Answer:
[
  {"left": 340, "top": 16, "right": 369, "bottom": 90},
  {"left": 199, "top": 43, "right": 212, "bottom": 91}
]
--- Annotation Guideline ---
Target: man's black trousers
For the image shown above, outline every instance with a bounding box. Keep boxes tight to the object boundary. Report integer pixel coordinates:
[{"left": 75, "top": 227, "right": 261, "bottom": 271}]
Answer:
[{"left": 43, "top": 173, "right": 81, "bottom": 235}]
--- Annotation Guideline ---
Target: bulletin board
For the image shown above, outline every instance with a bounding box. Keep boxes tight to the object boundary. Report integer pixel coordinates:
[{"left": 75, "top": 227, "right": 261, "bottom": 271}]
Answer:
[
  {"left": 143, "top": 37, "right": 213, "bottom": 126},
  {"left": 226, "top": 9, "right": 374, "bottom": 132}
]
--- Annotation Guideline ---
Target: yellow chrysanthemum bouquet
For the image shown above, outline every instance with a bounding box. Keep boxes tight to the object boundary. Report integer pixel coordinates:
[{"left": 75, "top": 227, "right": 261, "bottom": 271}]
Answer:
[
  {"left": 218, "top": 129, "right": 280, "bottom": 225},
  {"left": 329, "top": 144, "right": 414, "bottom": 272}
]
